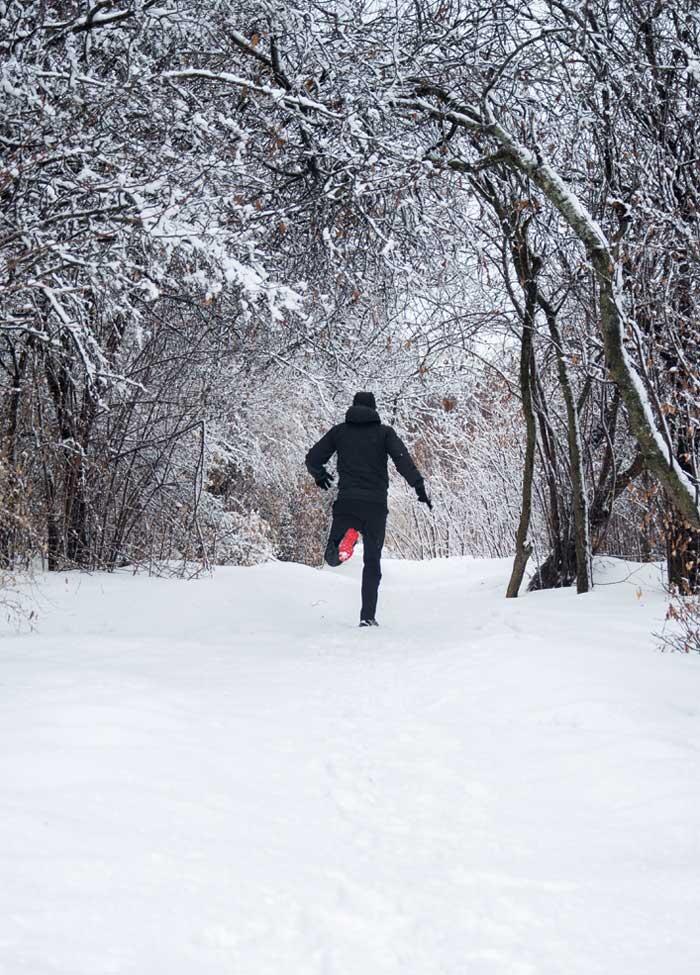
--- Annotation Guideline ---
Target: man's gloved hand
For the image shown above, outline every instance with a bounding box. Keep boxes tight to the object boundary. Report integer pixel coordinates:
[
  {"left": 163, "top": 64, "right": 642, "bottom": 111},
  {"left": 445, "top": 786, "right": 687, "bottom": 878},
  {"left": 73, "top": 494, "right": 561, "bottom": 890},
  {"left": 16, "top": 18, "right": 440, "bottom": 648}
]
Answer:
[
  {"left": 315, "top": 470, "right": 334, "bottom": 491},
  {"left": 415, "top": 478, "right": 433, "bottom": 510}
]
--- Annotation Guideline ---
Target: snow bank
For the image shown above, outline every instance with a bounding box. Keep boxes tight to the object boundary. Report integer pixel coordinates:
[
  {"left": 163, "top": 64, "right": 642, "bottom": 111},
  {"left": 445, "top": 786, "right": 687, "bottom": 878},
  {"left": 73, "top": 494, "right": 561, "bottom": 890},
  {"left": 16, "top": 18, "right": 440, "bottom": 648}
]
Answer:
[{"left": 2, "top": 557, "right": 699, "bottom": 974}]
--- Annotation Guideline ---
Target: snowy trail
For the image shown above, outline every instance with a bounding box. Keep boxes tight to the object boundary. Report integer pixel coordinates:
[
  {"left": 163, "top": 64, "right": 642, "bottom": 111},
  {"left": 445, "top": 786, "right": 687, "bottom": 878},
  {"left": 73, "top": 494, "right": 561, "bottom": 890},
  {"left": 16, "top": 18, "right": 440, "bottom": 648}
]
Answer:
[{"left": 2, "top": 557, "right": 699, "bottom": 974}]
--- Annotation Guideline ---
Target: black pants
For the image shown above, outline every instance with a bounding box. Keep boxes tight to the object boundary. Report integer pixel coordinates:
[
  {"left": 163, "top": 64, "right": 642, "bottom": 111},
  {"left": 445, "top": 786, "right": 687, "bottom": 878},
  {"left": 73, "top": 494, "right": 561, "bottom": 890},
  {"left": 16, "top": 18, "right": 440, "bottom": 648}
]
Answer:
[{"left": 325, "top": 500, "right": 387, "bottom": 621}]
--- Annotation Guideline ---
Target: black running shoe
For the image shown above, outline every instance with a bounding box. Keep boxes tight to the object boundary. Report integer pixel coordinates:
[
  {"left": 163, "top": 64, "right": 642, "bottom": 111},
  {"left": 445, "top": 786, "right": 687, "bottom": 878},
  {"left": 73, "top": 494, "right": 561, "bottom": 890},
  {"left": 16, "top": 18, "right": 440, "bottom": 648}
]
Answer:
[{"left": 359, "top": 618, "right": 379, "bottom": 627}]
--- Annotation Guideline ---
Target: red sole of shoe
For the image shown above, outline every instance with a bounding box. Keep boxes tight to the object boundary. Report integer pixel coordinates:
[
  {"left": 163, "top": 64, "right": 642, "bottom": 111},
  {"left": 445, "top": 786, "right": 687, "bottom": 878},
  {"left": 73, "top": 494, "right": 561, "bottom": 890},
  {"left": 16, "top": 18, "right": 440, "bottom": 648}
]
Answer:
[{"left": 338, "top": 528, "right": 360, "bottom": 562}]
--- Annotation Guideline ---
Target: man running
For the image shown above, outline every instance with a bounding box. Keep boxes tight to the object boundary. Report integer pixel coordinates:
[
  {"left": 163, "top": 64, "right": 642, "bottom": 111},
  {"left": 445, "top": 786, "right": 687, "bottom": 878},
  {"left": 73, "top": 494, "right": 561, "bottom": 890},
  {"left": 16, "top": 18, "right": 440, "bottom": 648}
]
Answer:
[{"left": 305, "top": 391, "right": 432, "bottom": 627}]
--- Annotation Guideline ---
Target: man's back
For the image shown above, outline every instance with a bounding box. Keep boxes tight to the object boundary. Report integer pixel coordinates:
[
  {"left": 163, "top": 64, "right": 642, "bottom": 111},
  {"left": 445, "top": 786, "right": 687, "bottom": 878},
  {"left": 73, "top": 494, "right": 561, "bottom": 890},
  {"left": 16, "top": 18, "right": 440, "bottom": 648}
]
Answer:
[{"left": 306, "top": 401, "right": 421, "bottom": 506}]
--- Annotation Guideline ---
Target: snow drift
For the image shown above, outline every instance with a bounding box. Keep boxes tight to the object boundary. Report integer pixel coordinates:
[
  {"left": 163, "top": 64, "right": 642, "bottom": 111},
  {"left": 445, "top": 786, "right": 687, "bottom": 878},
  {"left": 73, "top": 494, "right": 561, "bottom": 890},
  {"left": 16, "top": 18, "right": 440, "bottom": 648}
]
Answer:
[{"left": 1, "top": 556, "right": 698, "bottom": 974}]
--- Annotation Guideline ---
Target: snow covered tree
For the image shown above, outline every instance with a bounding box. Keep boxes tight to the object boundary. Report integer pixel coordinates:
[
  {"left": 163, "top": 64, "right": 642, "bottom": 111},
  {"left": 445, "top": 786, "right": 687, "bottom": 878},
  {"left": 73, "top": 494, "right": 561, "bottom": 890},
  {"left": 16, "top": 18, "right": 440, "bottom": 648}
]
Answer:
[{"left": 2, "top": 0, "right": 698, "bottom": 594}]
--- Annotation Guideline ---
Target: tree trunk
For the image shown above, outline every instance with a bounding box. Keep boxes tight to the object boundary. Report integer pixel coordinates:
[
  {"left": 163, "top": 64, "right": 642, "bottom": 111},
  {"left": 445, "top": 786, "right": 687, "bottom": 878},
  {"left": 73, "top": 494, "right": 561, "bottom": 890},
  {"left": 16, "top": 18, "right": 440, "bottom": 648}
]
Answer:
[
  {"left": 506, "top": 306, "right": 536, "bottom": 597},
  {"left": 538, "top": 297, "right": 592, "bottom": 593},
  {"left": 0, "top": 345, "right": 27, "bottom": 568},
  {"left": 666, "top": 511, "right": 700, "bottom": 593}
]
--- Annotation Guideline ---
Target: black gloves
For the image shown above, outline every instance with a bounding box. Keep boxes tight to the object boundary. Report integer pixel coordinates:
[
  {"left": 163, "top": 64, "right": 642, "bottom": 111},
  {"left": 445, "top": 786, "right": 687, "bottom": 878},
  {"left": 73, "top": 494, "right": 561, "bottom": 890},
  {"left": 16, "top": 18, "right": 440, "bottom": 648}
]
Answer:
[
  {"left": 415, "top": 478, "right": 433, "bottom": 510},
  {"left": 315, "top": 470, "right": 334, "bottom": 491}
]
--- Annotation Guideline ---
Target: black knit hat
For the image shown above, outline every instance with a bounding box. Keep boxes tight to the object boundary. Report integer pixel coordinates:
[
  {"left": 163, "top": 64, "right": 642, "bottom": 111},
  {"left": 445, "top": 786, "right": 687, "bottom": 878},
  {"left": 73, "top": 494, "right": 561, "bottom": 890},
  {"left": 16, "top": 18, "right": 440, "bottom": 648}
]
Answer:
[{"left": 353, "top": 391, "right": 376, "bottom": 409}]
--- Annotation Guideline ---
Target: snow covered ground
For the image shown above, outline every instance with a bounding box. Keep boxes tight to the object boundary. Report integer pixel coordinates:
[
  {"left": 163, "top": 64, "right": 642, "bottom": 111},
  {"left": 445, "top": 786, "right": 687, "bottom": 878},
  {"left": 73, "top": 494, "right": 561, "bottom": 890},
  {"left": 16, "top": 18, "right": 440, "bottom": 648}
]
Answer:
[{"left": 2, "top": 555, "right": 699, "bottom": 974}]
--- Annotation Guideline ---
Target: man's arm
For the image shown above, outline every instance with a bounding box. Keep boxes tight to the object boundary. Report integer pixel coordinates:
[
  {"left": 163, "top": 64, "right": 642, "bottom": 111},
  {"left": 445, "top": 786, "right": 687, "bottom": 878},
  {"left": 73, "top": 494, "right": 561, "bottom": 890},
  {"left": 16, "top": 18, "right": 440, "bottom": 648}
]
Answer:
[
  {"left": 386, "top": 427, "right": 432, "bottom": 508},
  {"left": 385, "top": 426, "right": 421, "bottom": 486},
  {"left": 305, "top": 427, "right": 337, "bottom": 489}
]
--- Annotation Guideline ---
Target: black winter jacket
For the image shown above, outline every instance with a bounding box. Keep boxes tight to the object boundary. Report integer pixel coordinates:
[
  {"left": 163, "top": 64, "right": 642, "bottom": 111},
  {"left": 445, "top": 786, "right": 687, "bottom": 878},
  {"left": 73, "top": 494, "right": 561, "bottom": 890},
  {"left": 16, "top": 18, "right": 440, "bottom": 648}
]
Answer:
[{"left": 305, "top": 405, "right": 423, "bottom": 507}]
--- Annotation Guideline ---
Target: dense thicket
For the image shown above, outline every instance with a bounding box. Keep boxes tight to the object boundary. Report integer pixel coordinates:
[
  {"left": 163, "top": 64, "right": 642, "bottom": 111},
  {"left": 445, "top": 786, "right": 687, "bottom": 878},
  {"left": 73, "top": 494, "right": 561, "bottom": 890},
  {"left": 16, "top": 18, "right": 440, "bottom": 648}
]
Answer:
[{"left": 1, "top": 1, "right": 698, "bottom": 597}]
